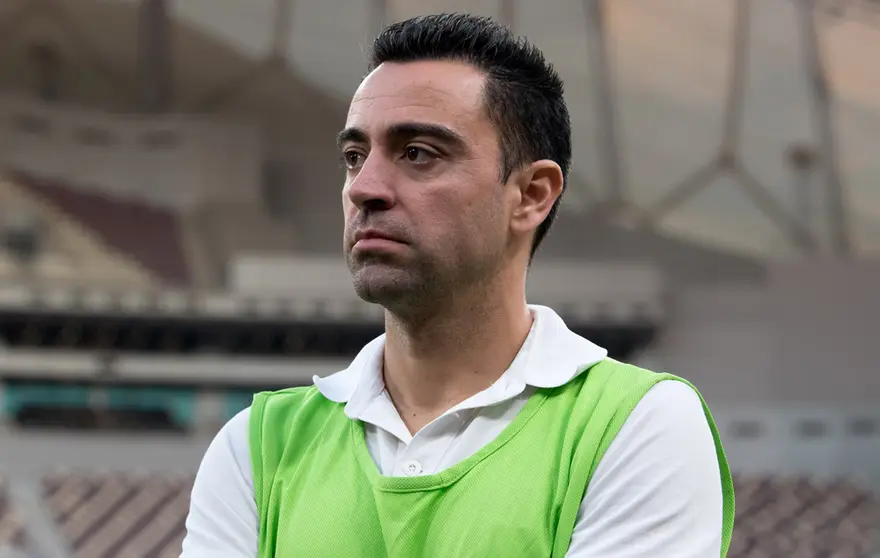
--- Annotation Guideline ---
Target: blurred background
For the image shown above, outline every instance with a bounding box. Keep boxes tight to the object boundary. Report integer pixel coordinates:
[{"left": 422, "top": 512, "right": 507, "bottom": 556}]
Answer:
[{"left": 0, "top": 0, "right": 876, "bottom": 556}]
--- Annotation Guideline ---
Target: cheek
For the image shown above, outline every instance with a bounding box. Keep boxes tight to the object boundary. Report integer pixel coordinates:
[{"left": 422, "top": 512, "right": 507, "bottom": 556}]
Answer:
[{"left": 432, "top": 186, "right": 505, "bottom": 252}]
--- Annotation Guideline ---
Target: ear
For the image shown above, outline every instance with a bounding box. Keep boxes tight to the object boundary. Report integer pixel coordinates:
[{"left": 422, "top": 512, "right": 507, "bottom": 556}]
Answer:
[{"left": 508, "top": 159, "right": 564, "bottom": 237}]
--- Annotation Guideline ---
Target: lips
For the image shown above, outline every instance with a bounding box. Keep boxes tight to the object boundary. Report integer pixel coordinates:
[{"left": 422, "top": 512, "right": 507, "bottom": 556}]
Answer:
[{"left": 354, "top": 229, "right": 405, "bottom": 244}]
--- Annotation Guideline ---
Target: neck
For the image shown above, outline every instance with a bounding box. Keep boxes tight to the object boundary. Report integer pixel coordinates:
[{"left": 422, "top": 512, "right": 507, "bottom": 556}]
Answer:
[{"left": 382, "top": 268, "right": 532, "bottom": 434}]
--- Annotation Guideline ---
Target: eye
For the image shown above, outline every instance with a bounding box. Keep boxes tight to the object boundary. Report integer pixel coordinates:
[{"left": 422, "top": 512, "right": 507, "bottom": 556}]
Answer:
[
  {"left": 342, "top": 150, "right": 365, "bottom": 169},
  {"left": 403, "top": 146, "right": 438, "bottom": 165}
]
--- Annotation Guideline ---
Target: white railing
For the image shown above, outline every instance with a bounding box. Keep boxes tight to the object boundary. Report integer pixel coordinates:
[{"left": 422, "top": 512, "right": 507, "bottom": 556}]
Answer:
[
  {"left": 0, "top": 348, "right": 345, "bottom": 385},
  {"left": 0, "top": 255, "right": 664, "bottom": 324},
  {"left": 229, "top": 254, "right": 665, "bottom": 323}
]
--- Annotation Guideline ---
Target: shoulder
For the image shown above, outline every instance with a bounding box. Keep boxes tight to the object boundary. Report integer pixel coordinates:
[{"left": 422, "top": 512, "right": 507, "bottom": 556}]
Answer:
[
  {"left": 624, "top": 379, "right": 712, "bottom": 451},
  {"left": 593, "top": 377, "right": 721, "bottom": 502},
  {"left": 253, "top": 384, "right": 321, "bottom": 405},
  {"left": 584, "top": 358, "right": 681, "bottom": 389},
  {"left": 250, "top": 384, "right": 341, "bottom": 438},
  {"left": 570, "top": 360, "right": 699, "bottom": 442},
  {"left": 579, "top": 370, "right": 716, "bottom": 472},
  {"left": 188, "top": 383, "right": 326, "bottom": 505},
  {"left": 195, "top": 383, "right": 330, "bottom": 493},
  {"left": 182, "top": 408, "right": 258, "bottom": 556},
  {"left": 603, "top": 365, "right": 715, "bottom": 463},
  {"left": 251, "top": 385, "right": 325, "bottom": 413},
  {"left": 576, "top": 360, "right": 724, "bottom": 500},
  {"left": 633, "top": 379, "right": 708, "bottom": 425},
  {"left": 197, "top": 407, "right": 253, "bottom": 487},
  {"left": 569, "top": 379, "right": 725, "bottom": 555},
  {"left": 579, "top": 359, "right": 684, "bottom": 404}
]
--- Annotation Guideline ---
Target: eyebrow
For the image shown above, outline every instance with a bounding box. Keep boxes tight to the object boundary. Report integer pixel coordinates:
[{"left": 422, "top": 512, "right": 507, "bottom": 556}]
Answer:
[{"left": 336, "top": 122, "right": 467, "bottom": 151}]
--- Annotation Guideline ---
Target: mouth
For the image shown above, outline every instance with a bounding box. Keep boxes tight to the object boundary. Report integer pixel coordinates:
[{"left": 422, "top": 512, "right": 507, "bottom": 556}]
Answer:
[
  {"left": 351, "top": 229, "right": 407, "bottom": 252},
  {"left": 356, "top": 230, "right": 395, "bottom": 242}
]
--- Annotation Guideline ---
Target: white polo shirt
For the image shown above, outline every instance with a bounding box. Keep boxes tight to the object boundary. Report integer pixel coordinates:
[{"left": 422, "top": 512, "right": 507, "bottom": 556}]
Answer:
[{"left": 182, "top": 305, "right": 723, "bottom": 557}]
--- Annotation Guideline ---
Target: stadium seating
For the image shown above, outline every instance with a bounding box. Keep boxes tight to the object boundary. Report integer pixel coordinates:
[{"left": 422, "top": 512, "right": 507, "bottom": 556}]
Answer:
[
  {"left": 0, "top": 177, "right": 155, "bottom": 288},
  {"left": 22, "top": 470, "right": 876, "bottom": 557},
  {"left": 41, "top": 470, "right": 191, "bottom": 558},
  {"left": 0, "top": 476, "right": 28, "bottom": 554},
  {"left": 729, "top": 476, "right": 877, "bottom": 558},
  {"left": 11, "top": 172, "right": 190, "bottom": 286}
]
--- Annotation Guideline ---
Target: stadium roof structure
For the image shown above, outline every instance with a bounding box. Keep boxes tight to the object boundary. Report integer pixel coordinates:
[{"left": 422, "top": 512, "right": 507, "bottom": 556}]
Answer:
[{"left": 0, "top": 0, "right": 877, "bottom": 262}]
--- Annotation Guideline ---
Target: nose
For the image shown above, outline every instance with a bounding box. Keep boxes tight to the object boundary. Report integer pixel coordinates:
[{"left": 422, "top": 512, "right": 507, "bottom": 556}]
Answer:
[{"left": 345, "top": 155, "right": 395, "bottom": 212}]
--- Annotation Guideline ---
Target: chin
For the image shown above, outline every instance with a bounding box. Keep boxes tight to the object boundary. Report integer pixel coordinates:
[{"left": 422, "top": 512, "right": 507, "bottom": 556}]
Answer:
[
  {"left": 352, "top": 273, "right": 405, "bottom": 304},
  {"left": 350, "top": 266, "right": 422, "bottom": 307}
]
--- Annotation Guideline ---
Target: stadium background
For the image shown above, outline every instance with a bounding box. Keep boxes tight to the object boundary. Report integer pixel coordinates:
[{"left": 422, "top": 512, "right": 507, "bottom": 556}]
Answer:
[{"left": 0, "top": 0, "right": 876, "bottom": 556}]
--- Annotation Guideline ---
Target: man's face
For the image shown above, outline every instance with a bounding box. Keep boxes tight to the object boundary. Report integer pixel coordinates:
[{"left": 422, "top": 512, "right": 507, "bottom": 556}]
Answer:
[{"left": 339, "top": 60, "right": 511, "bottom": 311}]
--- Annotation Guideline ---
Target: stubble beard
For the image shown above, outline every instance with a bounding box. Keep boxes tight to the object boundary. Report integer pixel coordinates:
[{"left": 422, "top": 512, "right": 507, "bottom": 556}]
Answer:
[
  {"left": 347, "top": 251, "right": 441, "bottom": 317},
  {"left": 346, "top": 242, "right": 505, "bottom": 325}
]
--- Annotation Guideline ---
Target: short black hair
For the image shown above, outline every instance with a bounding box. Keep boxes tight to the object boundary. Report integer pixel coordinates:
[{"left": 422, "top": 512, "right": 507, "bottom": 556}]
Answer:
[{"left": 369, "top": 13, "right": 571, "bottom": 259}]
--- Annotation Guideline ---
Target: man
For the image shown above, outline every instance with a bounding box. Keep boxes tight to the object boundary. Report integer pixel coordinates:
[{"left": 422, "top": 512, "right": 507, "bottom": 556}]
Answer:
[{"left": 182, "top": 13, "right": 734, "bottom": 557}]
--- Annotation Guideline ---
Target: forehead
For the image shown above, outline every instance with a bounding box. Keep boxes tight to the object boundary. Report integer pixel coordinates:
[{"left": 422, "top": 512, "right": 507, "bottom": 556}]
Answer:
[{"left": 346, "top": 60, "right": 490, "bottom": 138}]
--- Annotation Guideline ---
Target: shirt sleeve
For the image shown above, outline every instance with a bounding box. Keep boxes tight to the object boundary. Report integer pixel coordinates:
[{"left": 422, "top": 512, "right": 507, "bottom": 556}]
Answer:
[
  {"left": 181, "top": 408, "right": 258, "bottom": 558},
  {"left": 566, "top": 380, "right": 724, "bottom": 557}
]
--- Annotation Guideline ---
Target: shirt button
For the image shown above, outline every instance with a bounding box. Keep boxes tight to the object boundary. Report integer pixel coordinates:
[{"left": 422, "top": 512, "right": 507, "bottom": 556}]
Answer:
[{"left": 402, "top": 460, "right": 423, "bottom": 476}]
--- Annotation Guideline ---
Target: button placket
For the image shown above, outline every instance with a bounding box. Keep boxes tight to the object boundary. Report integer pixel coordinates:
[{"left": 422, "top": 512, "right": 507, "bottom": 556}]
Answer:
[{"left": 401, "top": 460, "right": 423, "bottom": 476}]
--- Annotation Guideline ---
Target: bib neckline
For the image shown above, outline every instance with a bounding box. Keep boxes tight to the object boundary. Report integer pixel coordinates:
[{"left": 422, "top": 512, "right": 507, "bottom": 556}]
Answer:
[{"left": 351, "top": 388, "right": 551, "bottom": 492}]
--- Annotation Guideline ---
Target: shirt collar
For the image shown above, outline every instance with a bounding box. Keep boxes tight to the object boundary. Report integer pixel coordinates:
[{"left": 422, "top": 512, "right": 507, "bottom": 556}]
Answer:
[{"left": 312, "top": 304, "right": 608, "bottom": 408}]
